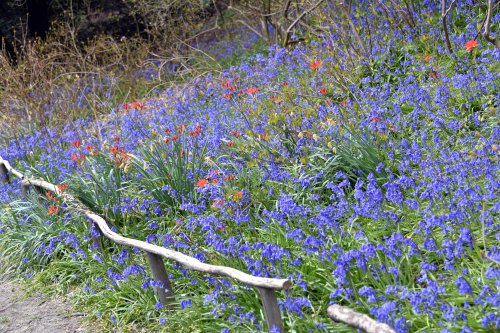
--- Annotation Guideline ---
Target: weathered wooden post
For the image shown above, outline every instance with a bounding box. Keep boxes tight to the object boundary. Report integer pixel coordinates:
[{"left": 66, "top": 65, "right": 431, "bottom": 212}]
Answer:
[
  {"left": 145, "top": 252, "right": 175, "bottom": 306},
  {"left": 0, "top": 162, "right": 9, "bottom": 183},
  {"left": 258, "top": 287, "right": 284, "bottom": 332}
]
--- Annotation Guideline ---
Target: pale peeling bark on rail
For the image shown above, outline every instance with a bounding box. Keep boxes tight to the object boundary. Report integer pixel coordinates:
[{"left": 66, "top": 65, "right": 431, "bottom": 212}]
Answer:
[
  {"left": 0, "top": 157, "right": 292, "bottom": 291},
  {"left": 327, "top": 305, "right": 397, "bottom": 333}
]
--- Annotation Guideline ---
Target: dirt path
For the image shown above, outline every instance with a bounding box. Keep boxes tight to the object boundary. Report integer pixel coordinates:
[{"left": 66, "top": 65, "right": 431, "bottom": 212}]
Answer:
[{"left": 0, "top": 282, "right": 88, "bottom": 333}]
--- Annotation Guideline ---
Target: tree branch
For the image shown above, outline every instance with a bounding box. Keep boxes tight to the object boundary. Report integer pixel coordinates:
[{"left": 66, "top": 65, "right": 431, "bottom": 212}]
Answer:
[
  {"left": 482, "top": 0, "right": 500, "bottom": 48},
  {"left": 327, "top": 305, "right": 397, "bottom": 333}
]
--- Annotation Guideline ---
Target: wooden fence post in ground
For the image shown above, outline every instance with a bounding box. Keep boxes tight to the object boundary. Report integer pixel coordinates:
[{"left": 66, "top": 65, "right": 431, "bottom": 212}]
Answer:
[
  {"left": 258, "top": 287, "right": 284, "bottom": 332},
  {"left": 0, "top": 163, "right": 9, "bottom": 183},
  {"left": 146, "top": 252, "right": 175, "bottom": 306}
]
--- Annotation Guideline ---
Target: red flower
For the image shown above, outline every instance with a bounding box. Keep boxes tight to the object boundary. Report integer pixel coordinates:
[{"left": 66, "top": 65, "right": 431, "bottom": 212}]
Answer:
[
  {"left": 232, "top": 130, "right": 241, "bottom": 138},
  {"left": 340, "top": 100, "right": 347, "bottom": 107},
  {"left": 325, "top": 98, "right": 332, "bottom": 106},
  {"left": 247, "top": 87, "right": 258, "bottom": 95},
  {"left": 422, "top": 55, "right": 431, "bottom": 62},
  {"left": 71, "top": 140, "right": 81, "bottom": 148},
  {"left": 129, "top": 101, "right": 144, "bottom": 109},
  {"left": 110, "top": 146, "right": 120, "bottom": 155},
  {"left": 259, "top": 133, "right": 268, "bottom": 140},
  {"left": 71, "top": 153, "right": 78, "bottom": 161},
  {"left": 223, "top": 175, "right": 235, "bottom": 182},
  {"left": 122, "top": 103, "right": 130, "bottom": 111},
  {"left": 211, "top": 199, "right": 225, "bottom": 208},
  {"left": 211, "top": 178, "right": 218, "bottom": 185},
  {"left": 223, "top": 93, "right": 231, "bottom": 100},
  {"left": 319, "top": 87, "right": 327, "bottom": 95},
  {"left": 282, "top": 81, "right": 289, "bottom": 86},
  {"left": 234, "top": 191, "right": 243, "bottom": 200},
  {"left": 310, "top": 59, "right": 322, "bottom": 71},
  {"left": 48, "top": 205, "right": 59, "bottom": 215},
  {"left": 46, "top": 191, "right": 54, "bottom": 200},
  {"left": 371, "top": 116, "right": 380, "bottom": 123},
  {"left": 465, "top": 39, "right": 478, "bottom": 52},
  {"left": 227, "top": 140, "right": 234, "bottom": 147},
  {"left": 195, "top": 179, "right": 208, "bottom": 187},
  {"left": 57, "top": 184, "right": 69, "bottom": 193}
]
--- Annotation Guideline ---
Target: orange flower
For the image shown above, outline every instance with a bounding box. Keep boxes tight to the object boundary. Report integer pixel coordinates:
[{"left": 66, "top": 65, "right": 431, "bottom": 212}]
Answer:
[
  {"left": 223, "top": 93, "right": 231, "bottom": 100},
  {"left": 211, "top": 178, "right": 218, "bottom": 185},
  {"left": 48, "top": 205, "right": 59, "bottom": 215},
  {"left": 195, "top": 179, "right": 208, "bottom": 187},
  {"left": 422, "top": 55, "right": 431, "bottom": 62},
  {"left": 325, "top": 98, "right": 332, "bottom": 106},
  {"left": 310, "top": 59, "right": 322, "bottom": 71},
  {"left": 465, "top": 39, "right": 478, "bottom": 52},
  {"left": 232, "top": 130, "right": 241, "bottom": 138},
  {"left": 227, "top": 140, "right": 234, "bottom": 147},
  {"left": 340, "top": 100, "right": 347, "bottom": 107},
  {"left": 46, "top": 191, "right": 54, "bottom": 200},
  {"left": 319, "top": 87, "right": 327, "bottom": 95},
  {"left": 247, "top": 87, "right": 258, "bottom": 95}
]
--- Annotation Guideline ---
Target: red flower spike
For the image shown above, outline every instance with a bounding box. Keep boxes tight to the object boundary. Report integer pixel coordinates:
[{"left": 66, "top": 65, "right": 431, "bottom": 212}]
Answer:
[
  {"left": 48, "top": 205, "right": 59, "bottom": 215},
  {"left": 465, "top": 40, "right": 478, "bottom": 52},
  {"left": 57, "top": 184, "right": 69, "bottom": 193},
  {"left": 319, "top": 88, "right": 327, "bottom": 95},
  {"left": 423, "top": 55, "right": 431, "bottom": 62},
  {"left": 223, "top": 175, "right": 235, "bottom": 182},
  {"left": 223, "top": 93, "right": 231, "bottom": 100},
  {"left": 195, "top": 179, "right": 209, "bottom": 187},
  {"left": 310, "top": 60, "right": 322, "bottom": 71},
  {"left": 325, "top": 98, "right": 332, "bottom": 106},
  {"left": 71, "top": 140, "right": 81, "bottom": 149},
  {"left": 371, "top": 116, "right": 380, "bottom": 123},
  {"left": 247, "top": 87, "right": 258, "bottom": 95}
]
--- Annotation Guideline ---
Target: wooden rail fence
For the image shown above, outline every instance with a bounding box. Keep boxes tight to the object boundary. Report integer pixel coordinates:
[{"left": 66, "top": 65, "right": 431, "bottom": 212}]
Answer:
[{"left": 0, "top": 156, "right": 396, "bottom": 333}]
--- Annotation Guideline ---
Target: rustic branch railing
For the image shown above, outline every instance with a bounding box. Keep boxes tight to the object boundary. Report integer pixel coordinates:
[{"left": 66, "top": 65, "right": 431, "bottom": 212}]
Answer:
[{"left": 0, "top": 155, "right": 397, "bottom": 333}]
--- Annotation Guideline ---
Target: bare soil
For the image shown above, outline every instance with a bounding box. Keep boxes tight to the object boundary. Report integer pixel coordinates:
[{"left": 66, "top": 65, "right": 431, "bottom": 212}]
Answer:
[{"left": 0, "top": 281, "right": 89, "bottom": 333}]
